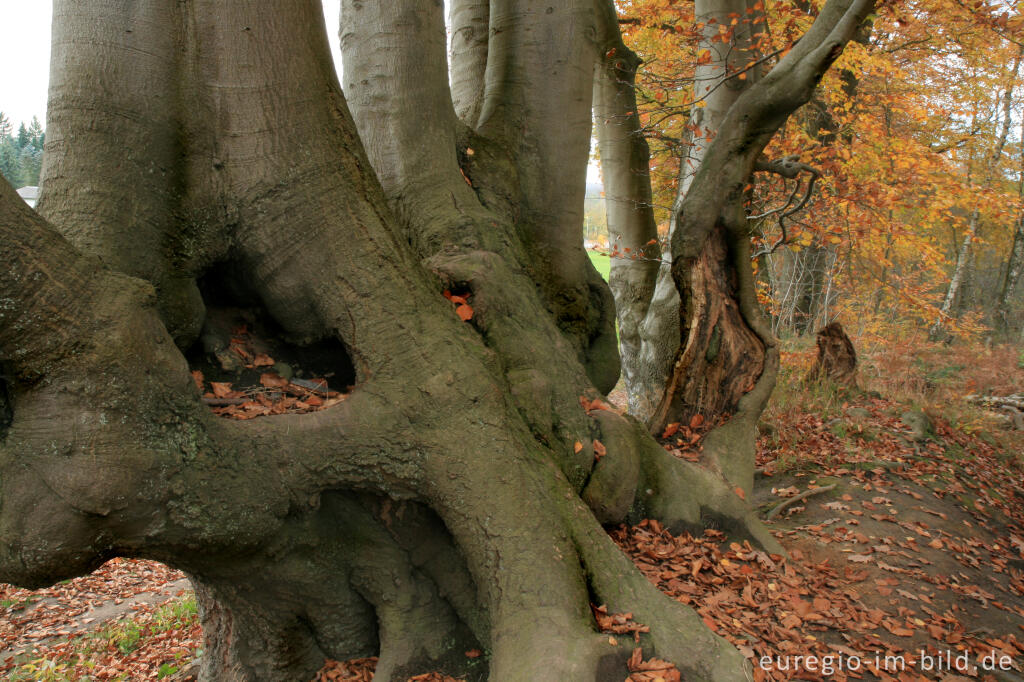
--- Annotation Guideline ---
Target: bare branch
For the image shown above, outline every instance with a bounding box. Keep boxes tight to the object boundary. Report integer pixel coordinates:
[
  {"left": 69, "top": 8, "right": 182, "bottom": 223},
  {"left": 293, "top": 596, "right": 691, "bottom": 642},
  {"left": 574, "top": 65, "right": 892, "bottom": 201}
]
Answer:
[{"left": 749, "top": 157, "right": 821, "bottom": 259}]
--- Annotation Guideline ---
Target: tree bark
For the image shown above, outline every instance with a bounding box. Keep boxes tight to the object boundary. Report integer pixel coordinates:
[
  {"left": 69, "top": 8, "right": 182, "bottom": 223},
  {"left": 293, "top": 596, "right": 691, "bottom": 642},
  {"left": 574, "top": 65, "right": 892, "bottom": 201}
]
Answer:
[
  {"left": 593, "top": 41, "right": 660, "bottom": 413},
  {"left": 0, "top": 1, "right": 783, "bottom": 681},
  {"left": 996, "top": 116, "right": 1024, "bottom": 335},
  {"left": 996, "top": 211, "right": 1024, "bottom": 334},
  {"left": 601, "top": 0, "right": 874, "bottom": 494}
]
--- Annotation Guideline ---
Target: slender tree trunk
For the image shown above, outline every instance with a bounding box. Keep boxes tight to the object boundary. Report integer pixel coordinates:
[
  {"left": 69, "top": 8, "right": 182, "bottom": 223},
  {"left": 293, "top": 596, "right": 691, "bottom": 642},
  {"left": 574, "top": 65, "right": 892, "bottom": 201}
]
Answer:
[
  {"left": 593, "top": 41, "right": 660, "bottom": 408},
  {"left": 997, "top": 212, "right": 1024, "bottom": 334},
  {"left": 996, "top": 116, "right": 1024, "bottom": 335}
]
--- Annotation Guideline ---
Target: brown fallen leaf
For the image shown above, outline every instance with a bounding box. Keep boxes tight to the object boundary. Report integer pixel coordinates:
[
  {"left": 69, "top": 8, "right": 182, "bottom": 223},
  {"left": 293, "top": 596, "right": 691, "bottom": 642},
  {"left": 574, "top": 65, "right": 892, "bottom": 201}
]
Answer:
[
  {"left": 210, "top": 381, "right": 234, "bottom": 398},
  {"left": 260, "top": 372, "right": 289, "bottom": 388}
]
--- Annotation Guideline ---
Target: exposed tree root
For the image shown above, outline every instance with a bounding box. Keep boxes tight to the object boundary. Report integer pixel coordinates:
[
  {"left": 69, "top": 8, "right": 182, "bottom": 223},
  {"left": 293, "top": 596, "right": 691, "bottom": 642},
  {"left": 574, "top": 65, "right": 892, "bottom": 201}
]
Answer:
[
  {"left": 566, "top": 495, "right": 752, "bottom": 681},
  {"left": 764, "top": 484, "right": 837, "bottom": 521}
]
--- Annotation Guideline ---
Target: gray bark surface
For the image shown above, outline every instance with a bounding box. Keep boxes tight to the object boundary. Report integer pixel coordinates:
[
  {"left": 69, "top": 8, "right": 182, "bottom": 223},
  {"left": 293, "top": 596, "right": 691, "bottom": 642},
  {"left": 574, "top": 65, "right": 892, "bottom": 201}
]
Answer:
[
  {"left": 997, "top": 212, "right": 1024, "bottom": 333},
  {"left": 593, "top": 43, "right": 660, "bottom": 413},
  {"left": 996, "top": 115, "right": 1024, "bottom": 335},
  {"left": 0, "top": 1, "right": 782, "bottom": 681}
]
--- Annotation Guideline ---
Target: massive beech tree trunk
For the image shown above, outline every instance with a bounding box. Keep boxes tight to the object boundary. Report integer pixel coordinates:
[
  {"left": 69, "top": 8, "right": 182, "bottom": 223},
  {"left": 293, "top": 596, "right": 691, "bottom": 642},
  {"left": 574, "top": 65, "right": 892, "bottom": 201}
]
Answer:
[
  {"left": 0, "top": 1, "right": 787, "bottom": 681},
  {"left": 600, "top": 0, "right": 873, "bottom": 493}
]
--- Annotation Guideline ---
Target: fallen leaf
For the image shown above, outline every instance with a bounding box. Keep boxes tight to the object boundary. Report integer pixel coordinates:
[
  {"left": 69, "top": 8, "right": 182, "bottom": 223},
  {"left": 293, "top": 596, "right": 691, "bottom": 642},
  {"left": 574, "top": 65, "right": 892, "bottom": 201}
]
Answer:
[
  {"left": 210, "top": 382, "right": 234, "bottom": 398},
  {"left": 260, "top": 373, "right": 289, "bottom": 388}
]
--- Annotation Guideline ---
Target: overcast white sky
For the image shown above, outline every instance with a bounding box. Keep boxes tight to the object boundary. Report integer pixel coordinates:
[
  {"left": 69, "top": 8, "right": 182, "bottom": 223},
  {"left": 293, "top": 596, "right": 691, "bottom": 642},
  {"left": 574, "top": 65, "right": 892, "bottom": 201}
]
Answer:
[{"left": 0, "top": 1, "right": 51, "bottom": 125}]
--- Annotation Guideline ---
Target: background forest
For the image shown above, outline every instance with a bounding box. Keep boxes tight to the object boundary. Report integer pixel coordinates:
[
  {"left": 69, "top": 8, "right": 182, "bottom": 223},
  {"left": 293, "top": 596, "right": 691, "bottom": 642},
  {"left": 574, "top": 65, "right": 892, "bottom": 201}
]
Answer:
[
  {"left": 0, "top": 113, "right": 44, "bottom": 190},
  {"left": 609, "top": 0, "right": 1024, "bottom": 343}
]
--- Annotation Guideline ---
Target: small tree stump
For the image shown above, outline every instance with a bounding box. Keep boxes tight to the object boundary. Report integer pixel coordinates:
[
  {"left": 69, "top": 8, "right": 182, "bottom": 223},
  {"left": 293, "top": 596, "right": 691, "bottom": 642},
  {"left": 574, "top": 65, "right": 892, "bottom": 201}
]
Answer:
[{"left": 808, "top": 322, "right": 858, "bottom": 386}]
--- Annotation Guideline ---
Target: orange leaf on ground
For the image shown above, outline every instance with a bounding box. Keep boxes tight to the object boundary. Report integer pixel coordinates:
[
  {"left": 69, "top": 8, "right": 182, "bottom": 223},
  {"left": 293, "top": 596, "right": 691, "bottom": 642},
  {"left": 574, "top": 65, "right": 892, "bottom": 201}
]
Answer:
[
  {"left": 260, "top": 373, "right": 289, "bottom": 388},
  {"left": 455, "top": 304, "right": 474, "bottom": 321},
  {"left": 251, "top": 353, "right": 275, "bottom": 367},
  {"left": 231, "top": 343, "right": 252, "bottom": 361},
  {"left": 210, "top": 382, "right": 234, "bottom": 398}
]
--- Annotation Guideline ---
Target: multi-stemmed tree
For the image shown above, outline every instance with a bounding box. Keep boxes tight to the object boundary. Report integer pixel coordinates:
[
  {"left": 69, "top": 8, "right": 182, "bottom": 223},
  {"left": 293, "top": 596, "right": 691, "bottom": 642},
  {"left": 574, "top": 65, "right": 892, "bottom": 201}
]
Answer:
[
  {"left": 600, "top": 0, "right": 871, "bottom": 492},
  {"left": 0, "top": 0, "right": 870, "bottom": 679}
]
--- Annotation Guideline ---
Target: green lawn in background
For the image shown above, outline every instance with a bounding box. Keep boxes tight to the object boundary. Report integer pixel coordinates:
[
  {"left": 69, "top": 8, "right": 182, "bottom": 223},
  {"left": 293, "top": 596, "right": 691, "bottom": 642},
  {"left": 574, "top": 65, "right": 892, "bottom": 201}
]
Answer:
[{"left": 587, "top": 250, "right": 610, "bottom": 281}]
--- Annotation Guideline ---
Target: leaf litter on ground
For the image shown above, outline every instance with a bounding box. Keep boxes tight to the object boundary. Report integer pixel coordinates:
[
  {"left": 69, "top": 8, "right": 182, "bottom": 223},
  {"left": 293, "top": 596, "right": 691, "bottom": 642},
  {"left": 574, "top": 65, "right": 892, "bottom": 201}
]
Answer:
[{"left": 4, "top": 375, "right": 1024, "bottom": 680}]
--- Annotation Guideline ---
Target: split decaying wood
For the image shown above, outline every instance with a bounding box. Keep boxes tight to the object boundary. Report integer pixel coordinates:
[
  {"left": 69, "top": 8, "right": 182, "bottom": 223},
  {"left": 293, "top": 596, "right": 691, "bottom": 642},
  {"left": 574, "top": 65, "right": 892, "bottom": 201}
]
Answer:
[{"left": 967, "top": 393, "right": 1024, "bottom": 410}]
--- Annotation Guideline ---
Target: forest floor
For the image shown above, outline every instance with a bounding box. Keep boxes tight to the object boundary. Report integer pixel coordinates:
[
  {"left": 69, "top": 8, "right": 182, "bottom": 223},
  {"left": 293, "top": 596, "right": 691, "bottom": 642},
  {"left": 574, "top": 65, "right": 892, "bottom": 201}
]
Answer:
[{"left": 1, "top": 339, "right": 1022, "bottom": 681}]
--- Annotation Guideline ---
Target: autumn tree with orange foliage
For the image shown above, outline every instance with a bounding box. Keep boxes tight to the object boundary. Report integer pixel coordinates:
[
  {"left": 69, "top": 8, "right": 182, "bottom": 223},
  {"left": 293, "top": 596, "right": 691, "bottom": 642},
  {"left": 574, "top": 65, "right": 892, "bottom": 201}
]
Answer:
[{"left": 612, "top": 0, "right": 1024, "bottom": 350}]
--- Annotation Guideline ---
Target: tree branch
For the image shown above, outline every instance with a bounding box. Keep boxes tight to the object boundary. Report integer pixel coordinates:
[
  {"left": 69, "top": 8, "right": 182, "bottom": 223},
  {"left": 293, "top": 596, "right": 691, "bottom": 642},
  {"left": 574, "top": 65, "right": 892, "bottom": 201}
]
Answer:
[
  {"left": 765, "top": 484, "right": 836, "bottom": 520},
  {"left": 670, "top": 0, "right": 875, "bottom": 265},
  {"left": 749, "top": 156, "right": 821, "bottom": 258}
]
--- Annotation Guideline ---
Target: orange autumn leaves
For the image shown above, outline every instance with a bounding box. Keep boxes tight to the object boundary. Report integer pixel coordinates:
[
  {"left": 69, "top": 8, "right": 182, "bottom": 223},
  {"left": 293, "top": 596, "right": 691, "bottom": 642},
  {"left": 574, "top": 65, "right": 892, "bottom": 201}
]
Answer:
[
  {"left": 576, "top": 395, "right": 618, "bottom": 463},
  {"left": 193, "top": 369, "right": 347, "bottom": 420},
  {"left": 442, "top": 290, "right": 474, "bottom": 322},
  {"left": 192, "top": 324, "right": 347, "bottom": 420},
  {"left": 614, "top": 521, "right": 1024, "bottom": 682}
]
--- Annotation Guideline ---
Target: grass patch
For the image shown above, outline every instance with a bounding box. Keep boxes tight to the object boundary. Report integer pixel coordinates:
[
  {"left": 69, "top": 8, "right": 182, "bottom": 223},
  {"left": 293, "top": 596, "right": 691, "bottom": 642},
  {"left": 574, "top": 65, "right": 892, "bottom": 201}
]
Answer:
[
  {"left": 587, "top": 250, "right": 610, "bottom": 281},
  {"left": 5, "top": 596, "right": 200, "bottom": 682}
]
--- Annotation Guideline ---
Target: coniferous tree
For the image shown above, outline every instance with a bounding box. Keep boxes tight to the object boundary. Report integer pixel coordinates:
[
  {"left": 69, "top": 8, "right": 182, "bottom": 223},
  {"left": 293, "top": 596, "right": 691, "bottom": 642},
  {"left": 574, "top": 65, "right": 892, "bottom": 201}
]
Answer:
[{"left": 0, "top": 113, "right": 45, "bottom": 188}]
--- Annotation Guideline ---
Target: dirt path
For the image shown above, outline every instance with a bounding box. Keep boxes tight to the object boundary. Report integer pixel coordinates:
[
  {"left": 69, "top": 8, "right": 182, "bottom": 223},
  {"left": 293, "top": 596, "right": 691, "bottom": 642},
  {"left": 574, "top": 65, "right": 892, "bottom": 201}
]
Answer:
[{"left": 746, "top": 396, "right": 1024, "bottom": 680}]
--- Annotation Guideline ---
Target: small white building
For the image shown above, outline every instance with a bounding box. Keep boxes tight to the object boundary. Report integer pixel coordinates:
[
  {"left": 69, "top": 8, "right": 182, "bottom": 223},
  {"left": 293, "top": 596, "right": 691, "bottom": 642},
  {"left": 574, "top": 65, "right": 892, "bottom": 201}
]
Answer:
[{"left": 16, "top": 185, "right": 39, "bottom": 208}]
